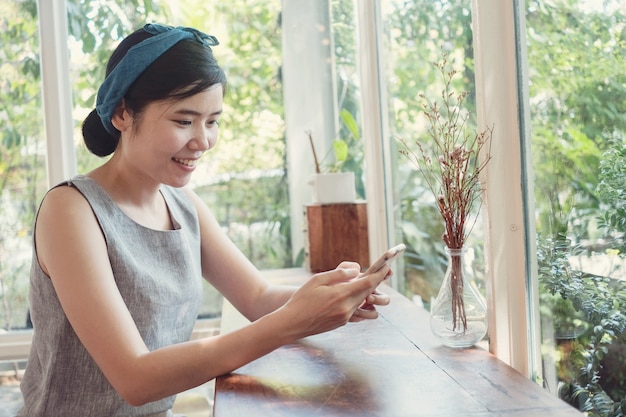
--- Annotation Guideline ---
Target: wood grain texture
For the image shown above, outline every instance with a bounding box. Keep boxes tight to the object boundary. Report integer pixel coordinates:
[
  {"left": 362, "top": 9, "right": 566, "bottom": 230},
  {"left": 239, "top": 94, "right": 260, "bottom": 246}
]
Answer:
[
  {"left": 305, "top": 203, "right": 369, "bottom": 272},
  {"left": 214, "top": 272, "right": 583, "bottom": 417}
]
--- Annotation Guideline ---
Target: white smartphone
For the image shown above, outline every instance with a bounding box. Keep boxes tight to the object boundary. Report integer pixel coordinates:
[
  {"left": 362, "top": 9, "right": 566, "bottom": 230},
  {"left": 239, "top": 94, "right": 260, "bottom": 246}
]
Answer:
[{"left": 364, "top": 243, "right": 406, "bottom": 274}]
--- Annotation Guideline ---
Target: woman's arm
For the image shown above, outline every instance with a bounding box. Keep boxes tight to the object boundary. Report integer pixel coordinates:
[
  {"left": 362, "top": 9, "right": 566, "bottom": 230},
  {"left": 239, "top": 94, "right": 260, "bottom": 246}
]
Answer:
[
  {"left": 182, "top": 187, "right": 298, "bottom": 320},
  {"left": 36, "top": 186, "right": 390, "bottom": 406},
  {"left": 183, "top": 188, "right": 390, "bottom": 321}
]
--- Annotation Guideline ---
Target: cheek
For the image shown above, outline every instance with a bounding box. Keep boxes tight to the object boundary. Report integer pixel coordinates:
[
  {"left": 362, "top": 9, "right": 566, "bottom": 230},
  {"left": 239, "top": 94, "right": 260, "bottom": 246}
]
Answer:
[
  {"left": 140, "top": 124, "right": 185, "bottom": 150},
  {"left": 209, "top": 134, "right": 219, "bottom": 149}
]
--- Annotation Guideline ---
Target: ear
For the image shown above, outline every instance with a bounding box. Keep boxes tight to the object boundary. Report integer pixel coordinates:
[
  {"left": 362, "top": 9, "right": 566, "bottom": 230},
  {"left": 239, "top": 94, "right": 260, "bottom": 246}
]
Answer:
[{"left": 110, "top": 101, "right": 132, "bottom": 132}]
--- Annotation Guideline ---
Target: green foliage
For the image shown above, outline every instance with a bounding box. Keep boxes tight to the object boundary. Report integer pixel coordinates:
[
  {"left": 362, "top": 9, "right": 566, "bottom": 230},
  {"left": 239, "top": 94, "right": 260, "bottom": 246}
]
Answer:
[
  {"left": 526, "top": 4, "right": 626, "bottom": 413},
  {"left": 332, "top": 108, "right": 357, "bottom": 168},
  {"left": 332, "top": 138, "right": 348, "bottom": 167},
  {"left": 386, "top": 0, "right": 476, "bottom": 132},
  {"left": 527, "top": 0, "right": 626, "bottom": 242},
  {"left": 538, "top": 235, "right": 626, "bottom": 416},
  {"left": 527, "top": 0, "right": 626, "bottom": 142},
  {"left": 597, "top": 134, "right": 626, "bottom": 253},
  {"left": 330, "top": 0, "right": 365, "bottom": 197},
  {"left": 535, "top": 130, "right": 626, "bottom": 417},
  {"left": 532, "top": 125, "right": 602, "bottom": 238},
  {"left": 322, "top": 108, "right": 362, "bottom": 177},
  {"left": 195, "top": 0, "right": 291, "bottom": 268},
  {"left": 1, "top": 0, "right": 47, "bottom": 330}
]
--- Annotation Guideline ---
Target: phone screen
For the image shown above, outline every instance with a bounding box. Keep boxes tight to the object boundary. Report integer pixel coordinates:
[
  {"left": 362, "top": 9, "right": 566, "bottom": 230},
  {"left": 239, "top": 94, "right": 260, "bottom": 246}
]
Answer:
[{"left": 365, "top": 243, "right": 406, "bottom": 274}]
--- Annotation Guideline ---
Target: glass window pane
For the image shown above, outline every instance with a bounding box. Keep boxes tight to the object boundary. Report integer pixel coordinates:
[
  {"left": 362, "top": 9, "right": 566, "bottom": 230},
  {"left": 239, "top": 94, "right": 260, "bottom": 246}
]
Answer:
[
  {"left": 330, "top": 0, "right": 365, "bottom": 199},
  {"left": 189, "top": 1, "right": 289, "bottom": 273},
  {"left": 184, "top": 0, "right": 286, "bottom": 317},
  {"left": 381, "top": 0, "right": 487, "bottom": 332},
  {"left": 0, "top": 0, "right": 46, "bottom": 332},
  {"left": 525, "top": 0, "right": 626, "bottom": 413}
]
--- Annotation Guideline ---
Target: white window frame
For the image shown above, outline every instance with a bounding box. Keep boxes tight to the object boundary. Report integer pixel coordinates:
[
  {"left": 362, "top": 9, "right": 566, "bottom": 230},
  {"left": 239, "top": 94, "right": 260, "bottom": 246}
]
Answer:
[
  {"left": 356, "top": 0, "right": 400, "bottom": 283},
  {"left": 470, "top": 0, "right": 540, "bottom": 377},
  {"left": 38, "top": 0, "right": 77, "bottom": 186}
]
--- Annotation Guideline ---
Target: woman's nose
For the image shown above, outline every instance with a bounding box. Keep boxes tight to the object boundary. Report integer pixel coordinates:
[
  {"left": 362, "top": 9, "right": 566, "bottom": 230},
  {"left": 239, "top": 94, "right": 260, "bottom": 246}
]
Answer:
[{"left": 191, "top": 127, "right": 217, "bottom": 151}]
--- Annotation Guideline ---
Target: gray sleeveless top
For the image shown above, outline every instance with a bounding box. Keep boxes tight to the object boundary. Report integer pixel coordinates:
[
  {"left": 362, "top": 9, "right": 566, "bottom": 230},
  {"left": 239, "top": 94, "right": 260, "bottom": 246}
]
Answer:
[{"left": 17, "top": 175, "right": 203, "bottom": 417}]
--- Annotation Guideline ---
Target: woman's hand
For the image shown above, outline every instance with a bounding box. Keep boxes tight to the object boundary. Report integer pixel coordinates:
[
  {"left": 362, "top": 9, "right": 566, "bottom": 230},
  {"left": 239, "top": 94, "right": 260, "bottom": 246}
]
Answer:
[
  {"left": 276, "top": 261, "right": 391, "bottom": 339},
  {"left": 350, "top": 290, "right": 391, "bottom": 322},
  {"left": 349, "top": 260, "right": 392, "bottom": 322}
]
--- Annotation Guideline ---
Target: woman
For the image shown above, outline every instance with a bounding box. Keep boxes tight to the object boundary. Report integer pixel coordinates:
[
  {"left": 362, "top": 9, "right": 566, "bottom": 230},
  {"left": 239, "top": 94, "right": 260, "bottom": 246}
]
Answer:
[{"left": 17, "top": 24, "right": 391, "bottom": 416}]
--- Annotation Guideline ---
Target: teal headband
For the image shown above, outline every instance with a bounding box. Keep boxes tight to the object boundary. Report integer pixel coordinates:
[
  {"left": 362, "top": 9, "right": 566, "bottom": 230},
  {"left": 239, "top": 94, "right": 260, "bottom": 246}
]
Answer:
[{"left": 95, "top": 23, "right": 219, "bottom": 136}]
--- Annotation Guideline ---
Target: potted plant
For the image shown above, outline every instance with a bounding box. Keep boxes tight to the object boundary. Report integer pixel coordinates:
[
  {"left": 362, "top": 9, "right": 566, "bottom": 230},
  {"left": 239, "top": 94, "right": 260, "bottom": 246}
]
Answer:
[{"left": 307, "top": 109, "right": 360, "bottom": 204}]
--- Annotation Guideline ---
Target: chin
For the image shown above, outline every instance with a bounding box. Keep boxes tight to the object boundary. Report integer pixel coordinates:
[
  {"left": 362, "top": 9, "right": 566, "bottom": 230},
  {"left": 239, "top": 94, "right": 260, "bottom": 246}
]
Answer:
[{"left": 164, "top": 176, "right": 192, "bottom": 189}]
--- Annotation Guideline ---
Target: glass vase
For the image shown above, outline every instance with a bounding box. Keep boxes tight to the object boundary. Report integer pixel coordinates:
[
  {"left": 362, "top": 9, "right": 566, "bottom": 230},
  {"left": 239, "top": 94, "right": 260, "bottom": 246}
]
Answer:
[{"left": 429, "top": 246, "right": 488, "bottom": 348}]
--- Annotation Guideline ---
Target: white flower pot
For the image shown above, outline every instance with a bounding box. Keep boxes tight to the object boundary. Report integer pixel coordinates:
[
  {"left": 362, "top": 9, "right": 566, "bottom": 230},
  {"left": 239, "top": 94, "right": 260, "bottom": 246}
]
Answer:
[{"left": 310, "top": 172, "right": 356, "bottom": 204}]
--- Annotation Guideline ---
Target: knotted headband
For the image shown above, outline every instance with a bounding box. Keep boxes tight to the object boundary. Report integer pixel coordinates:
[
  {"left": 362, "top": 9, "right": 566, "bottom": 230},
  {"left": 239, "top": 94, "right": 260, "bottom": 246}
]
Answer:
[{"left": 96, "top": 23, "right": 219, "bottom": 136}]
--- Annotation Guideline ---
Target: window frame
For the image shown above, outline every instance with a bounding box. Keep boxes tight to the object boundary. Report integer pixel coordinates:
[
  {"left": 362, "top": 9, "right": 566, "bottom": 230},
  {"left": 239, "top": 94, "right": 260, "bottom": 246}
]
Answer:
[
  {"left": 469, "top": 0, "right": 540, "bottom": 377},
  {"left": 38, "top": 0, "right": 77, "bottom": 186}
]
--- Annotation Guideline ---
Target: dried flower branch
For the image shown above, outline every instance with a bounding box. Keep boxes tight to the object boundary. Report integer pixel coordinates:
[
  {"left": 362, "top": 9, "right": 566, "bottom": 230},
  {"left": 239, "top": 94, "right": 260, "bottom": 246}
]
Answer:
[
  {"left": 398, "top": 54, "right": 492, "bottom": 250},
  {"left": 306, "top": 129, "right": 322, "bottom": 174},
  {"left": 398, "top": 53, "right": 493, "bottom": 332}
]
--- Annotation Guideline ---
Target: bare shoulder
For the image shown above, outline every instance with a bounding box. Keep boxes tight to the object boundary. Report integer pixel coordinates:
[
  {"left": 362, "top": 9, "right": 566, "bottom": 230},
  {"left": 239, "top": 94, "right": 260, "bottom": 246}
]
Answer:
[
  {"left": 39, "top": 184, "right": 90, "bottom": 213},
  {"left": 37, "top": 185, "right": 102, "bottom": 231},
  {"left": 36, "top": 184, "right": 105, "bottom": 275}
]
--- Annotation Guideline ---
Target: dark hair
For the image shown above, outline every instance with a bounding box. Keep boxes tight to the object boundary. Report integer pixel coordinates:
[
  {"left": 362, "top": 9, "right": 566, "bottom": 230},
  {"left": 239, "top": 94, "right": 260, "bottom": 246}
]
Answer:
[{"left": 82, "top": 27, "right": 227, "bottom": 157}]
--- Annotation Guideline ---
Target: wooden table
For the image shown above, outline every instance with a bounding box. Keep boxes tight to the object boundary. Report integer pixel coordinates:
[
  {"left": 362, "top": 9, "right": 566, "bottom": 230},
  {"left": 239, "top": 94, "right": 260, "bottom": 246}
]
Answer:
[{"left": 213, "top": 270, "right": 583, "bottom": 417}]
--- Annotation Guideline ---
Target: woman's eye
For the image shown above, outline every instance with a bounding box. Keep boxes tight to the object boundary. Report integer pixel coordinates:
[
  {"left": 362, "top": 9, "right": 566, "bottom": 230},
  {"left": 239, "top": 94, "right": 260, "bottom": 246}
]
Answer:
[
  {"left": 176, "top": 120, "right": 192, "bottom": 126},
  {"left": 208, "top": 120, "right": 220, "bottom": 127}
]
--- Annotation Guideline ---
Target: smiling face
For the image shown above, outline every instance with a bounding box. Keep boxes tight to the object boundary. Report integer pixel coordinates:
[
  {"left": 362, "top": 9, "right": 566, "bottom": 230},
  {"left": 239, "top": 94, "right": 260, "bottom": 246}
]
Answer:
[{"left": 113, "top": 84, "right": 224, "bottom": 188}]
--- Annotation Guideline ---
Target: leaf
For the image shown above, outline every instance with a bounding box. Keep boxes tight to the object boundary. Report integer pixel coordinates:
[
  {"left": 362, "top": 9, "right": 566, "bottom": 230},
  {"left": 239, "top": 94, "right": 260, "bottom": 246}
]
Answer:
[
  {"left": 339, "top": 108, "right": 359, "bottom": 141},
  {"left": 82, "top": 32, "right": 96, "bottom": 53},
  {"left": 2, "top": 128, "right": 22, "bottom": 148},
  {"left": 333, "top": 139, "right": 348, "bottom": 163}
]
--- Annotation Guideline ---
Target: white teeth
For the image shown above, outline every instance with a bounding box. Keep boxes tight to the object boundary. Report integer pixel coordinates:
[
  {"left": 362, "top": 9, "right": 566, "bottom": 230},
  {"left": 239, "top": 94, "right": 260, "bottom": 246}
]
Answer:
[{"left": 174, "top": 158, "right": 196, "bottom": 167}]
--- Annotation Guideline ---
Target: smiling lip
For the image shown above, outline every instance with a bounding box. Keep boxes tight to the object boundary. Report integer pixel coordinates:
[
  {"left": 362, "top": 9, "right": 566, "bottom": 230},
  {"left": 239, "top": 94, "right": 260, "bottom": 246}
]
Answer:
[{"left": 172, "top": 157, "right": 198, "bottom": 168}]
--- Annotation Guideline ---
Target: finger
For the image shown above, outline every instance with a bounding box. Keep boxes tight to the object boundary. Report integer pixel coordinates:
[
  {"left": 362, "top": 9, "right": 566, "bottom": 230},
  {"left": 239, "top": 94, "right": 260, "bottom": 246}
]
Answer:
[
  {"left": 313, "top": 267, "right": 360, "bottom": 286},
  {"left": 366, "top": 291, "right": 391, "bottom": 306},
  {"left": 351, "top": 306, "right": 379, "bottom": 321},
  {"left": 336, "top": 261, "right": 361, "bottom": 271},
  {"left": 360, "top": 264, "right": 391, "bottom": 288},
  {"left": 343, "top": 265, "right": 391, "bottom": 306},
  {"left": 360, "top": 301, "right": 376, "bottom": 310}
]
